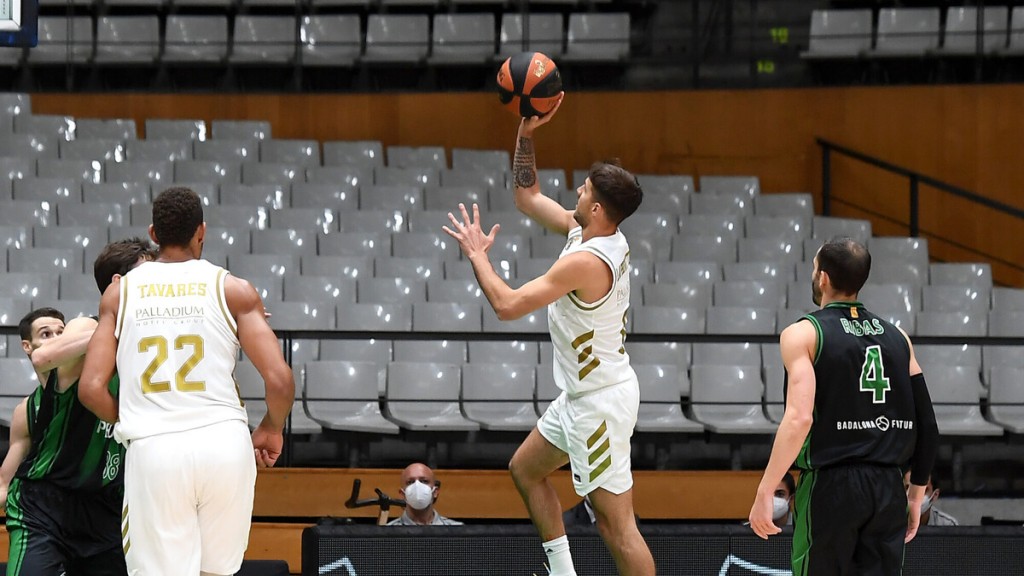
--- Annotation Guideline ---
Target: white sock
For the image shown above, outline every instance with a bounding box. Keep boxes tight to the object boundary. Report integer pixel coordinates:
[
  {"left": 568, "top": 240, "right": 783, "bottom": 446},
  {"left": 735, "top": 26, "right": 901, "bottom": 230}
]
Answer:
[{"left": 542, "top": 535, "right": 577, "bottom": 576}]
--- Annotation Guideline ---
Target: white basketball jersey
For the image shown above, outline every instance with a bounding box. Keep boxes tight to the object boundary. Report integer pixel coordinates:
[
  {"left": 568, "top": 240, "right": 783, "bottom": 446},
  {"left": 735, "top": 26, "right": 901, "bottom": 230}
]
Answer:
[
  {"left": 114, "top": 259, "right": 245, "bottom": 442},
  {"left": 547, "top": 226, "right": 636, "bottom": 396}
]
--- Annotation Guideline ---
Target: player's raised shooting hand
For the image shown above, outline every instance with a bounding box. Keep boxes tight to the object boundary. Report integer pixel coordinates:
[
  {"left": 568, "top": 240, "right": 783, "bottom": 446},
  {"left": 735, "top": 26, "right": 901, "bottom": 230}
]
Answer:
[
  {"left": 443, "top": 203, "right": 500, "bottom": 261},
  {"left": 521, "top": 92, "right": 564, "bottom": 135}
]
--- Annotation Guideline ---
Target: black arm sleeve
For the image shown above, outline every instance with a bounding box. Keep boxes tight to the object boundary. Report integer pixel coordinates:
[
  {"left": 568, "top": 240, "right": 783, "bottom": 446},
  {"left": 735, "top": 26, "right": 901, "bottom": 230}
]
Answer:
[{"left": 909, "top": 372, "right": 939, "bottom": 486}]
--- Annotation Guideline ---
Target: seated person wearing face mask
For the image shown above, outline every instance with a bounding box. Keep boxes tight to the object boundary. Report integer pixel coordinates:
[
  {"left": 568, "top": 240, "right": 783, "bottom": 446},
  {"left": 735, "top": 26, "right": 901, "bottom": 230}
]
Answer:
[
  {"left": 773, "top": 472, "right": 796, "bottom": 528},
  {"left": 387, "top": 463, "right": 463, "bottom": 526},
  {"left": 902, "top": 471, "right": 958, "bottom": 527}
]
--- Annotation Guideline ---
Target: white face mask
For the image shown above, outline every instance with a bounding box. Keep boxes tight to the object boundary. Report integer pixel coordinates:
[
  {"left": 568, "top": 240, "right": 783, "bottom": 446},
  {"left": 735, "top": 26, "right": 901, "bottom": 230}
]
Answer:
[
  {"left": 920, "top": 493, "right": 933, "bottom": 514},
  {"left": 772, "top": 496, "right": 791, "bottom": 520},
  {"left": 403, "top": 481, "right": 435, "bottom": 511}
]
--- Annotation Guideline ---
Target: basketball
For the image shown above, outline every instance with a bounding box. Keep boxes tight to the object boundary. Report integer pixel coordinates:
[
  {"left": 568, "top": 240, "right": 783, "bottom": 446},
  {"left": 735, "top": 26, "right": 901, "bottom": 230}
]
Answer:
[{"left": 496, "top": 52, "right": 563, "bottom": 118}]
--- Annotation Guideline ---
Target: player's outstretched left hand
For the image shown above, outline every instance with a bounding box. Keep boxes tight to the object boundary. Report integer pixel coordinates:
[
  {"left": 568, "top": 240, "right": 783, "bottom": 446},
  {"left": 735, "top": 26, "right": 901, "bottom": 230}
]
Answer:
[{"left": 442, "top": 203, "right": 500, "bottom": 260}]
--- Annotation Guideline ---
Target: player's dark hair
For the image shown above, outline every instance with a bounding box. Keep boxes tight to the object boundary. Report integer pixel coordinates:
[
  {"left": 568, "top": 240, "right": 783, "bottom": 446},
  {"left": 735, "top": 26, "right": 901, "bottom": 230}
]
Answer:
[
  {"left": 18, "top": 307, "right": 65, "bottom": 341},
  {"left": 152, "top": 187, "right": 203, "bottom": 249},
  {"left": 589, "top": 160, "right": 643, "bottom": 225},
  {"left": 94, "top": 237, "right": 158, "bottom": 294},
  {"left": 817, "top": 236, "right": 871, "bottom": 295}
]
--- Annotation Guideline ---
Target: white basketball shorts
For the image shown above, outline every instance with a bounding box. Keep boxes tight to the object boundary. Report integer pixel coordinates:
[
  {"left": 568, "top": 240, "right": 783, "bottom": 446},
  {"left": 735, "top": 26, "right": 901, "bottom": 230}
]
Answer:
[
  {"left": 537, "top": 378, "right": 640, "bottom": 497},
  {"left": 123, "top": 419, "right": 256, "bottom": 576}
]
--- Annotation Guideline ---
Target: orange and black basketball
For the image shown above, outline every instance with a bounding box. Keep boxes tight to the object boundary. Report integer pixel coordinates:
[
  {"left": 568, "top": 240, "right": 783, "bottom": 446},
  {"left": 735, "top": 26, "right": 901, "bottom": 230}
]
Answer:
[{"left": 496, "top": 52, "right": 562, "bottom": 118}]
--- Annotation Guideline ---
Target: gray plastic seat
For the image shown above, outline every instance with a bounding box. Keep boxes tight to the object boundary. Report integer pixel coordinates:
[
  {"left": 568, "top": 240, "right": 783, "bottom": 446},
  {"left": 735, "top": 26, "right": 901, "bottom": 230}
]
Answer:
[
  {"left": 654, "top": 261, "right": 720, "bottom": 284},
  {"left": 211, "top": 121, "right": 270, "bottom": 142},
  {"left": 869, "top": 236, "right": 929, "bottom": 271},
  {"left": 336, "top": 209, "right": 406, "bottom": 233},
  {"left": 745, "top": 215, "right": 811, "bottom": 241},
  {"left": 283, "top": 276, "right": 356, "bottom": 304},
  {"left": 626, "top": 341, "right": 691, "bottom": 374},
  {"left": 929, "top": 263, "right": 992, "bottom": 289},
  {"left": 266, "top": 301, "right": 335, "bottom": 331},
  {"left": 693, "top": 342, "right": 761, "bottom": 367},
  {"left": 1000, "top": 7, "right": 1024, "bottom": 55},
  {"left": 535, "top": 367, "right": 559, "bottom": 415},
  {"left": 499, "top": 13, "right": 563, "bottom": 57},
  {"left": 631, "top": 306, "right": 705, "bottom": 334},
  {"left": 412, "top": 302, "right": 482, "bottom": 332},
  {"left": 322, "top": 141, "right": 384, "bottom": 168},
  {"left": 0, "top": 225, "right": 31, "bottom": 250},
  {"left": 0, "top": 272, "right": 59, "bottom": 300},
  {"left": 251, "top": 229, "right": 316, "bottom": 257},
  {"left": 336, "top": 303, "right": 412, "bottom": 332},
  {"left": 301, "top": 16, "right": 361, "bottom": 68},
  {"left": 438, "top": 170, "right": 503, "bottom": 194},
  {"left": 231, "top": 17, "right": 296, "bottom": 64},
  {"left": 392, "top": 232, "right": 461, "bottom": 262},
  {"left": 244, "top": 275, "right": 284, "bottom": 302},
  {"left": 271, "top": 208, "right": 337, "bottom": 235},
  {"left": 423, "top": 185, "right": 487, "bottom": 213},
  {"left": 229, "top": 253, "right": 300, "bottom": 278},
  {"left": 174, "top": 160, "right": 239, "bottom": 184},
  {"left": 429, "top": 14, "right": 495, "bottom": 65},
  {"left": 0, "top": 358, "right": 40, "bottom": 422},
  {"left": 194, "top": 140, "right": 258, "bottom": 163},
  {"left": 59, "top": 202, "right": 125, "bottom": 227},
  {"left": 201, "top": 205, "right": 269, "bottom": 229},
  {"left": 928, "top": 365, "right": 1003, "bottom": 436},
  {"left": 0, "top": 200, "right": 55, "bottom": 227},
  {"left": 753, "top": 192, "right": 814, "bottom": 218},
  {"left": 671, "top": 236, "right": 737, "bottom": 264},
  {"left": 991, "top": 287, "right": 1024, "bottom": 311},
  {"left": 36, "top": 160, "right": 100, "bottom": 183},
  {"left": 147, "top": 120, "right": 207, "bottom": 142},
  {"left": 689, "top": 193, "right": 753, "bottom": 217},
  {"left": 319, "top": 338, "right": 391, "bottom": 381},
  {"left": 393, "top": 340, "right": 466, "bottom": 365},
  {"left": 916, "top": 311, "right": 987, "bottom": 337},
  {"left": 642, "top": 282, "right": 711, "bottom": 309},
  {"left": 936, "top": 6, "right": 1007, "bottom": 55},
  {"left": 515, "top": 258, "right": 555, "bottom": 283},
  {"left": 164, "top": 16, "right": 229, "bottom": 64},
  {"left": 762, "top": 343, "right": 786, "bottom": 423},
  {"left": 699, "top": 176, "right": 760, "bottom": 198},
  {"left": 690, "top": 364, "right": 777, "bottom": 434},
  {"left": 105, "top": 161, "right": 173, "bottom": 186},
  {"left": 375, "top": 167, "right": 438, "bottom": 189},
  {"left": 988, "top": 311, "right": 1024, "bottom": 337},
  {"left": 0, "top": 134, "right": 57, "bottom": 159},
  {"left": 261, "top": 139, "right": 320, "bottom": 168},
  {"left": 706, "top": 306, "right": 777, "bottom": 335},
  {"left": 865, "top": 261, "right": 927, "bottom": 288},
  {"left": 60, "top": 139, "right": 125, "bottom": 164},
  {"left": 869, "top": 8, "right": 941, "bottom": 57},
  {"left": 15, "top": 115, "right": 75, "bottom": 142},
  {"left": 205, "top": 226, "right": 251, "bottom": 258},
  {"left": 32, "top": 17, "right": 94, "bottom": 64},
  {"left": 678, "top": 214, "right": 742, "bottom": 239},
  {"left": 385, "top": 362, "right": 478, "bottom": 432},
  {"left": 988, "top": 367, "right": 1024, "bottom": 434},
  {"left": 461, "top": 363, "right": 537, "bottom": 431},
  {"left": 0, "top": 157, "right": 33, "bottom": 181},
  {"left": 361, "top": 184, "right": 424, "bottom": 211},
  {"left": 923, "top": 285, "right": 990, "bottom": 313},
  {"left": 317, "top": 232, "right": 390, "bottom": 258},
  {"left": 363, "top": 15, "right": 430, "bottom": 64},
  {"left": 563, "top": 12, "right": 629, "bottom": 62},
  {"left": 95, "top": 17, "right": 160, "bottom": 64},
  {"left": 812, "top": 216, "right": 871, "bottom": 241},
  {"left": 76, "top": 119, "right": 137, "bottom": 141},
  {"left": 801, "top": 9, "right": 872, "bottom": 59},
  {"left": 737, "top": 239, "right": 802, "bottom": 268},
  {"left": 426, "top": 278, "right": 484, "bottom": 304},
  {"left": 467, "top": 340, "right": 538, "bottom": 366},
  {"left": 374, "top": 257, "right": 442, "bottom": 281},
  {"left": 386, "top": 146, "right": 446, "bottom": 170},
  {"left": 715, "top": 280, "right": 786, "bottom": 308},
  {"left": 59, "top": 273, "right": 100, "bottom": 300},
  {"left": 33, "top": 225, "right": 106, "bottom": 255},
  {"left": 307, "top": 166, "right": 373, "bottom": 190},
  {"left": 634, "top": 364, "right": 702, "bottom": 433},
  {"left": 304, "top": 361, "right": 399, "bottom": 434},
  {"left": 241, "top": 162, "right": 303, "bottom": 187},
  {"left": 126, "top": 140, "right": 192, "bottom": 163},
  {"left": 983, "top": 346, "right": 1024, "bottom": 390},
  {"left": 9, "top": 247, "right": 82, "bottom": 274},
  {"left": 451, "top": 149, "right": 509, "bottom": 175},
  {"left": 300, "top": 255, "right": 373, "bottom": 280},
  {"left": 915, "top": 344, "right": 981, "bottom": 371},
  {"left": 482, "top": 308, "right": 548, "bottom": 334},
  {"left": 234, "top": 360, "right": 272, "bottom": 430},
  {"left": 357, "top": 277, "right": 427, "bottom": 304},
  {"left": 221, "top": 183, "right": 289, "bottom": 209},
  {"left": 723, "top": 262, "right": 793, "bottom": 283},
  {"left": 291, "top": 183, "right": 357, "bottom": 211},
  {"left": 858, "top": 283, "right": 919, "bottom": 315}
]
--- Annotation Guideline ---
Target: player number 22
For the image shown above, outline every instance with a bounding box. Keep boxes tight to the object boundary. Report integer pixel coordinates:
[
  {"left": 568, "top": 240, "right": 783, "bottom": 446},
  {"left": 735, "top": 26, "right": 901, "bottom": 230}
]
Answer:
[{"left": 138, "top": 335, "right": 207, "bottom": 394}]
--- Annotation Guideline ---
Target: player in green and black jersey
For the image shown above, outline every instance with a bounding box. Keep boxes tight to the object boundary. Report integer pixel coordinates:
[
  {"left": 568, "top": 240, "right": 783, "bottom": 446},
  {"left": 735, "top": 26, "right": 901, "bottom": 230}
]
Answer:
[
  {"left": 0, "top": 238, "right": 155, "bottom": 575},
  {"left": 749, "top": 237, "right": 939, "bottom": 576}
]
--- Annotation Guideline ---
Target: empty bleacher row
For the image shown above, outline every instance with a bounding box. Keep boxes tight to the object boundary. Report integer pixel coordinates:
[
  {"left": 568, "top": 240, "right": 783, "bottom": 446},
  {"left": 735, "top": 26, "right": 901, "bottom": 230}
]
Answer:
[
  {"left": 0, "top": 93, "right": 1021, "bottom": 467},
  {"left": 1, "top": 11, "right": 630, "bottom": 71}
]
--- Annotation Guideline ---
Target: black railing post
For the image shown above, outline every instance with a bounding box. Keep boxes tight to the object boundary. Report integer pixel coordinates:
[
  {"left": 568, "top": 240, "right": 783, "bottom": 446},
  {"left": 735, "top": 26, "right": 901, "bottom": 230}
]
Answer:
[
  {"left": 821, "top": 141, "right": 832, "bottom": 216},
  {"left": 909, "top": 174, "right": 920, "bottom": 237}
]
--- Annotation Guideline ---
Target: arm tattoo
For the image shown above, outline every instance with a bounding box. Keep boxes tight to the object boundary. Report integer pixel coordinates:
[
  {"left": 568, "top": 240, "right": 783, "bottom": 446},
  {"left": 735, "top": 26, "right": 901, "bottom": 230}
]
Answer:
[{"left": 513, "top": 136, "right": 537, "bottom": 189}]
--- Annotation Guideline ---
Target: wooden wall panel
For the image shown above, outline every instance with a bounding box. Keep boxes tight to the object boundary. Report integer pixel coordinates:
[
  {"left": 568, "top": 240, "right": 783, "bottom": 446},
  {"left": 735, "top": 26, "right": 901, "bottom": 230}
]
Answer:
[{"left": 31, "top": 86, "right": 1024, "bottom": 285}]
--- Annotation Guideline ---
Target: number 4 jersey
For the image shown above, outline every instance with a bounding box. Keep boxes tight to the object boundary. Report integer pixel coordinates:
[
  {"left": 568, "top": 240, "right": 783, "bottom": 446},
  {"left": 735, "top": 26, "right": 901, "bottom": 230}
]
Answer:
[
  {"left": 791, "top": 301, "right": 917, "bottom": 471},
  {"left": 114, "top": 259, "right": 245, "bottom": 443}
]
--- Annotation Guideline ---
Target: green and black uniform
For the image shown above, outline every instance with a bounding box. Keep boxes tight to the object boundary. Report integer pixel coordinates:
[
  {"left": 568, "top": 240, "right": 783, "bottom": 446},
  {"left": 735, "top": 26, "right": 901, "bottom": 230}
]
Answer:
[
  {"left": 6, "top": 371, "right": 126, "bottom": 576},
  {"left": 789, "top": 302, "right": 935, "bottom": 576}
]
